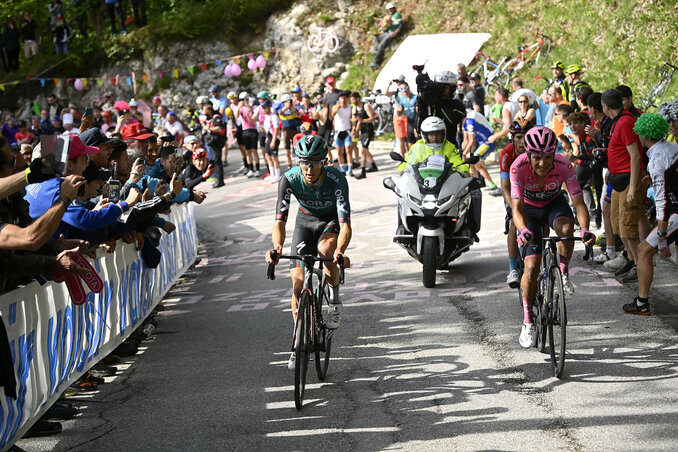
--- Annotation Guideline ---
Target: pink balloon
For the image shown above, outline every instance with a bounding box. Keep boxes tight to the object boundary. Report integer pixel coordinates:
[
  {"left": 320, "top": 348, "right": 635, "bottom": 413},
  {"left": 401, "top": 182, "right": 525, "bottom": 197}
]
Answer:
[
  {"left": 224, "top": 65, "right": 233, "bottom": 77},
  {"left": 74, "top": 78, "right": 84, "bottom": 91},
  {"left": 256, "top": 55, "right": 267, "bottom": 69},
  {"left": 231, "top": 63, "right": 242, "bottom": 77},
  {"left": 247, "top": 59, "right": 257, "bottom": 71}
]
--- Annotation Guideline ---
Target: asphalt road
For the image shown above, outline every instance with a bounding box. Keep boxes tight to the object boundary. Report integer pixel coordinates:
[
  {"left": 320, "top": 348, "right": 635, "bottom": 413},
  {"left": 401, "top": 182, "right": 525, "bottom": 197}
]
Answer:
[{"left": 17, "top": 142, "right": 678, "bottom": 451}]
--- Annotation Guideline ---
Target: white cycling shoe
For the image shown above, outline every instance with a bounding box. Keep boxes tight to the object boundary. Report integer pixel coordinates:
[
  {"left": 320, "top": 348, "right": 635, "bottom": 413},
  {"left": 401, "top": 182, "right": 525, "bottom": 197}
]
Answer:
[
  {"left": 507, "top": 269, "right": 521, "bottom": 288},
  {"left": 562, "top": 273, "right": 574, "bottom": 298},
  {"left": 519, "top": 323, "right": 536, "bottom": 348},
  {"left": 325, "top": 303, "right": 342, "bottom": 329},
  {"left": 287, "top": 352, "right": 295, "bottom": 370}
]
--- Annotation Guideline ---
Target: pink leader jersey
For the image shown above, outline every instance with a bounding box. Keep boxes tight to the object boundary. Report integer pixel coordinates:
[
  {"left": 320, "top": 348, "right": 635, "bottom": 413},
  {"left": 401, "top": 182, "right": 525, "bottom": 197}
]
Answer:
[{"left": 510, "top": 153, "right": 582, "bottom": 208}]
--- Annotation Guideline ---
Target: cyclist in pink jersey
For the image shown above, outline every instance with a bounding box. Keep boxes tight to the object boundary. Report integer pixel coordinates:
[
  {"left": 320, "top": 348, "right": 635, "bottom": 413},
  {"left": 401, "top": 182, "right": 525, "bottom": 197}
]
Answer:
[{"left": 510, "top": 126, "right": 596, "bottom": 348}]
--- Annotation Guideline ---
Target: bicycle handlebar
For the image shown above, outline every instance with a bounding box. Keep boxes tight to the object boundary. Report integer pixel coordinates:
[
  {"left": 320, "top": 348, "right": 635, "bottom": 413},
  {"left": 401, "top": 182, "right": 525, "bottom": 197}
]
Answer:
[
  {"left": 266, "top": 250, "right": 345, "bottom": 284},
  {"left": 519, "top": 235, "right": 593, "bottom": 261}
]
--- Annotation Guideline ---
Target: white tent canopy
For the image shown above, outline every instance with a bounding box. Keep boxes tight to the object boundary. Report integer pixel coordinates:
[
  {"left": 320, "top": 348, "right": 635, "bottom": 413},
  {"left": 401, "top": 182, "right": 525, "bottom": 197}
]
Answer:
[{"left": 373, "top": 33, "right": 491, "bottom": 94}]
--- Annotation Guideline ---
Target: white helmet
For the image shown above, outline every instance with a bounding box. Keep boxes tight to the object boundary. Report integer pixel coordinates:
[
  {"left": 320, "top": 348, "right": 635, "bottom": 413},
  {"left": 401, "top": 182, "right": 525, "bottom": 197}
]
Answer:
[
  {"left": 227, "top": 91, "right": 237, "bottom": 99},
  {"left": 196, "top": 95, "right": 209, "bottom": 106},
  {"left": 239, "top": 91, "right": 249, "bottom": 100},
  {"left": 420, "top": 116, "right": 446, "bottom": 149},
  {"left": 434, "top": 71, "right": 458, "bottom": 87},
  {"left": 281, "top": 93, "right": 292, "bottom": 102}
]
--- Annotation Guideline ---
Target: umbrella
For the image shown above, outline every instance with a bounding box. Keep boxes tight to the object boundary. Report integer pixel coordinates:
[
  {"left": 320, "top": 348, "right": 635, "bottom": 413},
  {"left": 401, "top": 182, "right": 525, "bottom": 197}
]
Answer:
[{"left": 113, "top": 100, "right": 131, "bottom": 111}]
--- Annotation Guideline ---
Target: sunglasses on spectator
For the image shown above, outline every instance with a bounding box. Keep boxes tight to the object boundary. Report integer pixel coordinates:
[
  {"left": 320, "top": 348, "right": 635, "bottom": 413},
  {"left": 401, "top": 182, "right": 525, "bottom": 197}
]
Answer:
[
  {"left": 518, "top": 100, "right": 529, "bottom": 103},
  {"left": 299, "top": 159, "right": 324, "bottom": 169}
]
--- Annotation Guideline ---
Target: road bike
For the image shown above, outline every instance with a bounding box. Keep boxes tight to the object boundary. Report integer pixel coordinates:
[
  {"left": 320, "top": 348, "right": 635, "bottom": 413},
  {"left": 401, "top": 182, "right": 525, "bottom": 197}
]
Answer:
[
  {"left": 504, "top": 29, "right": 553, "bottom": 74},
  {"left": 517, "top": 236, "right": 592, "bottom": 378},
  {"left": 362, "top": 89, "right": 393, "bottom": 136},
  {"left": 470, "top": 51, "right": 511, "bottom": 91},
  {"left": 638, "top": 60, "right": 677, "bottom": 111},
  {"left": 307, "top": 28, "right": 340, "bottom": 54},
  {"left": 267, "top": 252, "right": 345, "bottom": 410}
]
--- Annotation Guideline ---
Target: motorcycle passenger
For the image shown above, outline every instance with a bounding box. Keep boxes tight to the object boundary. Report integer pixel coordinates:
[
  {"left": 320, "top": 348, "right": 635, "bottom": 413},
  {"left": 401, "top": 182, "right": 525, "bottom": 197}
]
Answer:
[
  {"left": 510, "top": 126, "right": 596, "bottom": 348},
  {"left": 415, "top": 71, "right": 466, "bottom": 149}
]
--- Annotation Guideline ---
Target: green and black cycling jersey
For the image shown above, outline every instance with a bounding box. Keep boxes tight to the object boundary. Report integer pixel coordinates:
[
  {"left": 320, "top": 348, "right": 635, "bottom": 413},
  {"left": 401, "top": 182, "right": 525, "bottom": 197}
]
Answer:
[{"left": 276, "top": 165, "right": 351, "bottom": 223}]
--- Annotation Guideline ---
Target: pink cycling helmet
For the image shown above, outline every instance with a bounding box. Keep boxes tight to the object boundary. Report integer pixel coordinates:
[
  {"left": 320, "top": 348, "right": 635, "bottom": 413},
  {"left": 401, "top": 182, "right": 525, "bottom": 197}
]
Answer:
[{"left": 524, "top": 126, "right": 557, "bottom": 155}]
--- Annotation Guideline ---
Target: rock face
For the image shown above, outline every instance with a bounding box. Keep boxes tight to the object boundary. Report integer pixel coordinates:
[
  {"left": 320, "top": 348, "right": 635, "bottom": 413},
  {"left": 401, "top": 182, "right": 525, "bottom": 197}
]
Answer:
[{"left": 10, "top": 2, "right": 359, "bottom": 117}]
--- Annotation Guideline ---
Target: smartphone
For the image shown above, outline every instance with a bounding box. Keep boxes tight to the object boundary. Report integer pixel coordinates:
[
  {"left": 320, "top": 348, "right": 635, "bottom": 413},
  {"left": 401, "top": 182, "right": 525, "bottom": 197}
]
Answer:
[
  {"left": 84, "top": 107, "right": 93, "bottom": 116},
  {"left": 109, "top": 161, "right": 121, "bottom": 203}
]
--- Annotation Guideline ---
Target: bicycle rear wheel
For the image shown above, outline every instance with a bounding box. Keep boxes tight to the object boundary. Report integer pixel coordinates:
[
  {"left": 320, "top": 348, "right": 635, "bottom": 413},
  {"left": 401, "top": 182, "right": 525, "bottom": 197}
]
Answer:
[
  {"left": 314, "top": 272, "right": 332, "bottom": 380},
  {"left": 374, "top": 107, "right": 386, "bottom": 136},
  {"left": 547, "top": 266, "right": 567, "bottom": 378},
  {"left": 294, "top": 292, "right": 311, "bottom": 410}
]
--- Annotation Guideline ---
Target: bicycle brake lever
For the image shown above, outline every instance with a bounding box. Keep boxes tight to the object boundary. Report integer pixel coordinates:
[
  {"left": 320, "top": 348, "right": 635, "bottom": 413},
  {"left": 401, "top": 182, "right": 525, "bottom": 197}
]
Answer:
[
  {"left": 583, "top": 244, "right": 593, "bottom": 261},
  {"left": 267, "top": 262, "right": 276, "bottom": 280},
  {"left": 336, "top": 254, "right": 345, "bottom": 285}
]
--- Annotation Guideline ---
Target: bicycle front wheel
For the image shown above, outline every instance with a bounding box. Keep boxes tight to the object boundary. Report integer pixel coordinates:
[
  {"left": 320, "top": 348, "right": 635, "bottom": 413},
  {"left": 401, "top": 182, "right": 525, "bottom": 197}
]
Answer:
[
  {"left": 314, "top": 273, "right": 332, "bottom": 380},
  {"left": 547, "top": 266, "right": 567, "bottom": 378},
  {"left": 294, "top": 292, "right": 311, "bottom": 410},
  {"left": 325, "top": 35, "right": 340, "bottom": 53},
  {"left": 535, "top": 40, "right": 551, "bottom": 67},
  {"left": 374, "top": 108, "right": 386, "bottom": 136}
]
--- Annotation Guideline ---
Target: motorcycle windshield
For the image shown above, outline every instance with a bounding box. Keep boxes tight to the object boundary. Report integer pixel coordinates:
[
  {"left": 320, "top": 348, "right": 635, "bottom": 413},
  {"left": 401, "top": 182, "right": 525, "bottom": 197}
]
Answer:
[{"left": 418, "top": 154, "right": 445, "bottom": 188}]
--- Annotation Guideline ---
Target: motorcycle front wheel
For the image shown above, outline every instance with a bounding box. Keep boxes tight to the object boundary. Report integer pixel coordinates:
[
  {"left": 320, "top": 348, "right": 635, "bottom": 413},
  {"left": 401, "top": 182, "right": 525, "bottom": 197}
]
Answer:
[{"left": 422, "top": 236, "right": 437, "bottom": 288}]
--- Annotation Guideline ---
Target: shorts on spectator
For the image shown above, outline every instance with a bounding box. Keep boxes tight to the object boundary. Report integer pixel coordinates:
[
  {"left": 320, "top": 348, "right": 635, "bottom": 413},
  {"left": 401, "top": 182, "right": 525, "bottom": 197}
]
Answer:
[
  {"left": 265, "top": 134, "right": 280, "bottom": 157},
  {"left": 644, "top": 213, "right": 678, "bottom": 248},
  {"left": 235, "top": 127, "right": 244, "bottom": 146},
  {"left": 24, "top": 41, "right": 38, "bottom": 59},
  {"left": 360, "top": 131, "right": 373, "bottom": 148},
  {"left": 242, "top": 129, "right": 258, "bottom": 150},
  {"left": 333, "top": 131, "right": 352, "bottom": 148},
  {"left": 394, "top": 115, "right": 408, "bottom": 140},
  {"left": 258, "top": 131, "right": 267, "bottom": 149},
  {"left": 474, "top": 142, "right": 496, "bottom": 160},
  {"left": 610, "top": 176, "right": 646, "bottom": 240}
]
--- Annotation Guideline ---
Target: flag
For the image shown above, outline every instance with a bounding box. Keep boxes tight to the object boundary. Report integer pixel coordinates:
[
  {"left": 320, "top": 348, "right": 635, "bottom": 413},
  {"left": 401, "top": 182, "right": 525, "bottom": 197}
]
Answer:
[
  {"left": 158, "top": 71, "right": 164, "bottom": 78},
  {"left": 39, "top": 78, "right": 46, "bottom": 87},
  {"left": 111, "top": 77, "right": 117, "bottom": 87},
  {"left": 82, "top": 79, "right": 88, "bottom": 88},
  {"left": 187, "top": 65, "right": 196, "bottom": 75},
  {"left": 0, "top": 85, "right": 4, "bottom": 92},
  {"left": 126, "top": 77, "right": 132, "bottom": 86},
  {"left": 96, "top": 79, "right": 103, "bottom": 87},
  {"left": 215, "top": 60, "right": 222, "bottom": 67},
  {"left": 233, "top": 56, "right": 240, "bottom": 65},
  {"left": 54, "top": 78, "right": 61, "bottom": 86},
  {"left": 263, "top": 51, "right": 270, "bottom": 60},
  {"left": 142, "top": 73, "right": 149, "bottom": 84},
  {"left": 200, "top": 63, "right": 208, "bottom": 72},
  {"left": 172, "top": 68, "right": 179, "bottom": 78}
]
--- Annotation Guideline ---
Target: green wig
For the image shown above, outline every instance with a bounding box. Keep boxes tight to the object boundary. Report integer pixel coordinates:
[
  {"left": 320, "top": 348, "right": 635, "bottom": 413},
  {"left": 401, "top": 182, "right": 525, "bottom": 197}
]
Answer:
[{"left": 633, "top": 113, "right": 669, "bottom": 141}]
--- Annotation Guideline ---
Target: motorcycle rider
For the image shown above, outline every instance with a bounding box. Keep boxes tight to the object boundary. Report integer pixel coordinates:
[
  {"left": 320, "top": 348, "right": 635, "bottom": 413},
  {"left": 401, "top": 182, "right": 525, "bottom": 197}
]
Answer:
[{"left": 398, "top": 116, "right": 468, "bottom": 173}]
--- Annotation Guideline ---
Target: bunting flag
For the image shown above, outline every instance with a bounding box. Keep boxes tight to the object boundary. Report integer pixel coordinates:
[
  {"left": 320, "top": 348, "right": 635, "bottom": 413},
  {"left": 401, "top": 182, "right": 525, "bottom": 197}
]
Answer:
[
  {"left": 66, "top": 78, "right": 73, "bottom": 83},
  {"left": 172, "top": 68, "right": 179, "bottom": 78},
  {"left": 54, "top": 78, "right": 61, "bottom": 86},
  {"left": 142, "top": 73, "right": 149, "bottom": 84},
  {"left": 96, "top": 79, "right": 103, "bottom": 87},
  {"left": 200, "top": 63, "right": 208, "bottom": 72},
  {"left": 0, "top": 85, "right": 4, "bottom": 92},
  {"left": 232, "top": 56, "right": 240, "bottom": 65},
  {"left": 39, "top": 79, "right": 46, "bottom": 87},
  {"left": 82, "top": 79, "right": 88, "bottom": 88},
  {"left": 111, "top": 77, "right": 117, "bottom": 87},
  {"left": 263, "top": 51, "right": 270, "bottom": 60},
  {"left": 187, "top": 65, "right": 196, "bottom": 75},
  {"left": 215, "top": 60, "right": 222, "bottom": 67},
  {"left": 157, "top": 71, "right": 164, "bottom": 79}
]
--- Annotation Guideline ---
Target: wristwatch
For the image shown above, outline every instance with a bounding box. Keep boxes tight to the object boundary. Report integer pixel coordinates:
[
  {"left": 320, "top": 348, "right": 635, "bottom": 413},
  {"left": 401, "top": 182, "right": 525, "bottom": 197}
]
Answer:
[
  {"left": 657, "top": 230, "right": 667, "bottom": 238},
  {"left": 55, "top": 197, "right": 71, "bottom": 209},
  {"left": 168, "top": 192, "right": 177, "bottom": 200}
]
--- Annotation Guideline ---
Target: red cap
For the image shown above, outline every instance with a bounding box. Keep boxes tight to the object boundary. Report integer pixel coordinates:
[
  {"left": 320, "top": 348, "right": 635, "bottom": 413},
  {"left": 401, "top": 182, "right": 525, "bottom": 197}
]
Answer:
[
  {"left": 152, "top": 96, "right": 161, "bottom": 103},
  {"left": 68, "top": 135, "right": 100, "bottom": 159},
  {"left": 122, "top": 123, "right": 155, "bottom": 140},
  {"left": 325, "top": 76, "right": 335, "bottom": 85},
  {"left": 192, "top": 148, "right": 207, "bottom": 159}
]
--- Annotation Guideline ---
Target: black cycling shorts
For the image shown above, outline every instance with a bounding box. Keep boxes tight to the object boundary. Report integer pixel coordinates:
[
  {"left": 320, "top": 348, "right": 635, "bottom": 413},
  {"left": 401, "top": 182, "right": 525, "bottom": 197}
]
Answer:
[
  {"left": 258, "top": 131, "right": 267, "bottom": 149},
  {"left": 242, "top": 129, "right": 258, "bottom": 150},
  {"left": 235, "top": 126, "right": 244, "bottom": 146},
  {"left": 317, "top": 124, "right": 332, "bottom": 146},
  {"left": 522, "top": 194, "right": 574, "bottom": 257},
  {"left": 289, "top": 211, "right": 340, "bottom": 269},
  {"left": 265, "top": 133, "right": 280, "bottom": 157}
]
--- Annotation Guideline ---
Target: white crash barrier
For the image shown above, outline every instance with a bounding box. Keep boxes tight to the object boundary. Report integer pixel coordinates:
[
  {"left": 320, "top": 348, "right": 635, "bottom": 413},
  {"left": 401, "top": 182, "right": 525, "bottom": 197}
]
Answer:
[{"left": 0, "top": 203, "right": 197, "bottom": 449}]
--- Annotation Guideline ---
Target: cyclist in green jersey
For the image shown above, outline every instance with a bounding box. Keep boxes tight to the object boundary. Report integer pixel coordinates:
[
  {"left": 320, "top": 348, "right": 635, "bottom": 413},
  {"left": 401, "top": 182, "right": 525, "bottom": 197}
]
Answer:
[{"left": 265, "top": 136, "right": 353, "bottom": 369}]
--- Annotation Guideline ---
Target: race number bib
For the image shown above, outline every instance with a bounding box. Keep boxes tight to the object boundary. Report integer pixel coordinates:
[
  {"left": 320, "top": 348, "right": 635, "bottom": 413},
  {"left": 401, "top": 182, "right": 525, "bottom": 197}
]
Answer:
[{"left": 424, "top": 177, "right": 437, "bottom": 188}]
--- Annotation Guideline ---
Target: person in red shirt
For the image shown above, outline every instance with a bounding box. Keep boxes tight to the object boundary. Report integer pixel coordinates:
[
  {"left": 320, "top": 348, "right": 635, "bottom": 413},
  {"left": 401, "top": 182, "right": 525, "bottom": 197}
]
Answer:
[
  {"left": 601, "top": 88, "right": 645, "bottom": 282},
  {"left": 14, "top": 120, "right": 36, "bottom": 146},
  {"left": 499, "top": 118, "right": 533, "bottom": 288}
]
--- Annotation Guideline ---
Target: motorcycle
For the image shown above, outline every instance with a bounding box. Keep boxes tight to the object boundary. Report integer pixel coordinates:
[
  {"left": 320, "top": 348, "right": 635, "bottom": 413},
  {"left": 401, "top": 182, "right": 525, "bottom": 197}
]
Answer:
[{"left": 383, "top": 152, "right": 483, "bottom": 288}]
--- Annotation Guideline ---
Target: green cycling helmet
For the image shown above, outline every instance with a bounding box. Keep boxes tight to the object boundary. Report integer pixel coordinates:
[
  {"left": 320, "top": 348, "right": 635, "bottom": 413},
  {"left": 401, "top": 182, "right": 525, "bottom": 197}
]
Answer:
[
  {"left": 296, "top": 135, "right": 328, "bottom": 160},
  {"left": 257, "top": 90, "right": 270, "bottom": 100},
  {"left": 565, "top": 64, "right": 582, "bottom": 75},
  {"left": 551, "top": 60, "right": 565, "bottom": 70}
]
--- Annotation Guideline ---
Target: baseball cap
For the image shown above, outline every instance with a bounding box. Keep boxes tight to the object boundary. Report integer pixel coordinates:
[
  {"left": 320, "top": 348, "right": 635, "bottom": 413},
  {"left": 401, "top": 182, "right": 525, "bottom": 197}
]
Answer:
[
  {"left": 386, "top": 2, "right": 395, "bottom": 9},
  {"left": 152, "top": 96, "right": 161, "bottom": 103},
  {"left": 184, "top": 135, "right": 199, "bottom": 144},
  {"left": 470, "top": 72, "right": 481, "bottom": 80},
  {"left": 239, "top": 92, "right": 249, "bottom": 100},
  {"left": 281, "top": 93, "right": 292, "bottom": 102},
  {"left": 68, "top": 135, "right": 100, "bottom": 159},
  {"left": 325, "top": 76, "right": 335, "bottom": 85},
  {"left": 291, "top": 87, "right": 302, "bottom": 93},
  {"left": 101, "top": 111, "right": 111, "bottom": 118},
  {"left": 82, "top": 161, "right": 111, "bottom": 182},
  {"left": 80, "top": 127, "right": 116, "bottom": 146},
  {"left": 129, "top": 99, "right": 138, "bottom": 107},
  {"left": 192, "top": 148, "right": 208, "bottom": 159},
  {"left": 122, "top": 123, "right": 155, "bottom": 140},
  {"left": 302, "top": 93, "right": 310, "bottom": 98},
  {"left": 167, "top": 111, "right": 177, "bottom": 117},
  {"left": 53, "top": 115, "right": 61, "bottom": 122}
]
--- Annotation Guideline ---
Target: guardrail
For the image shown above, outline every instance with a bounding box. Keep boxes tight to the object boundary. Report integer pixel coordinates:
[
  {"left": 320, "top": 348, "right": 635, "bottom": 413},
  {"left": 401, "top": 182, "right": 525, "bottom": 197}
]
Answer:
[{"left": 0, "top": 203, "right": 197, "bottom": 449}]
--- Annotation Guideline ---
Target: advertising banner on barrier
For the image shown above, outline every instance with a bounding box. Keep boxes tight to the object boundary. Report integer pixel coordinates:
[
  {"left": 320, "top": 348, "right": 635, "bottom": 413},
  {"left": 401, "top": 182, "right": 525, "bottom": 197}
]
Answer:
[{"left": 0, "top": 203, "right": 197, "bottom": 449}]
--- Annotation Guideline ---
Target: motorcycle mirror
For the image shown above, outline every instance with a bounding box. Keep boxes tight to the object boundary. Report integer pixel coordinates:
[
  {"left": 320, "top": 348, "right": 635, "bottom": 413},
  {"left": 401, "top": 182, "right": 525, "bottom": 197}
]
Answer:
[
  {"left": 464, "top": 155, "right": 480, "bottom": 165},
  {"left": 389, "top": 151, "right": 405, "bottom": 162},
  {"left": 383, "top": 177, "right": 396, "bottom": 191}
]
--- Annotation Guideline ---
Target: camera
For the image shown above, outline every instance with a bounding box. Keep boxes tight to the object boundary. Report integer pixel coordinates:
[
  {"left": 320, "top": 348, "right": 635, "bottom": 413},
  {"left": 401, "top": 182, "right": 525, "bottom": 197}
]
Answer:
[{"left": 412, "top": 64, "right": 445, "bottom": 106}]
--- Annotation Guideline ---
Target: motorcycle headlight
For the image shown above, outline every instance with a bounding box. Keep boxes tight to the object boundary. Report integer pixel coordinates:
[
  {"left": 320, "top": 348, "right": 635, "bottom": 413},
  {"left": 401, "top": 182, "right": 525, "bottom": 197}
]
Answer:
[
  {"left": 423, "top": 200, "right": 437, "bottom": 210},
  {"left": 438, "top": 194, "right": 454, "bottom": 205},
  {"left": 407, "top": 193, "right": 422, "bottom": 205}
]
